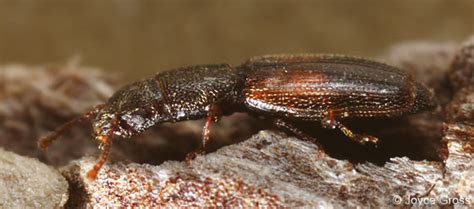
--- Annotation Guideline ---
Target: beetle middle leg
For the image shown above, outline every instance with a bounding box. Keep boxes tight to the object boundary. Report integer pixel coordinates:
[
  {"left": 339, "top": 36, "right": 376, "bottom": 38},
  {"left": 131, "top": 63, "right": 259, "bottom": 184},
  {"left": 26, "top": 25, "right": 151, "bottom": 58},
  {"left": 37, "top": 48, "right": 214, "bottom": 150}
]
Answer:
[
  {"left": 186, "top": 104, "right": 221, "bottom": 161},
  {"left": 322, "top": 109, "right": 379, "bottom": 145}
]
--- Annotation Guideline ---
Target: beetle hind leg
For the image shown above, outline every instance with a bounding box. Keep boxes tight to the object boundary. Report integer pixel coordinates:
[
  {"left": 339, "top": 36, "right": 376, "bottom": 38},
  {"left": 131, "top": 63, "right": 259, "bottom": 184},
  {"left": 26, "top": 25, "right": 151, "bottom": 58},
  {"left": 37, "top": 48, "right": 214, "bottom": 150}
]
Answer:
[
  {"left": 321, "top": 110, "right": 379, "bottom": 145},
  {"left": 322, "top": 118, "right": 379, "bottom": 145}
]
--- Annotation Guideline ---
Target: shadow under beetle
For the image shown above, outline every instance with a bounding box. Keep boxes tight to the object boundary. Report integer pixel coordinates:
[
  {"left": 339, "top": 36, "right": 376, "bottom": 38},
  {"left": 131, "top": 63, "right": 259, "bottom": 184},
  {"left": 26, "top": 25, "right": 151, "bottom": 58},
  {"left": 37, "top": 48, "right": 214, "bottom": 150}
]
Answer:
[{"left": 38, "top": 54, "right": 436, "bottom": 179}]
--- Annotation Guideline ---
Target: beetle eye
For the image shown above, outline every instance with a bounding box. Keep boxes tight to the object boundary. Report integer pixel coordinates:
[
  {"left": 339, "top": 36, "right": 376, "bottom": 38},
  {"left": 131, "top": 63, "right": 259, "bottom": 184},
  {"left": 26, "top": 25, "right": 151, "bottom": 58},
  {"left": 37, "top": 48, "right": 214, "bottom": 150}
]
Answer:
[
  {"left": 120, "top": 109, "right": 148, "bottom": 128},
  {"left": 124, "top": 114, "right": 145, "bottom": 127}
]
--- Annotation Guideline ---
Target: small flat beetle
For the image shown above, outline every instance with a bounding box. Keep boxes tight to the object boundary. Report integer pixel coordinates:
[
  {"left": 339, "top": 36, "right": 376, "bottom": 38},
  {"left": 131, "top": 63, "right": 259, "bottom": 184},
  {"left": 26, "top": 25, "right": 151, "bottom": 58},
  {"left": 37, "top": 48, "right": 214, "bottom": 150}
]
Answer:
[{"left": 38, "top": 54, "right": 436, "bottom": 179}]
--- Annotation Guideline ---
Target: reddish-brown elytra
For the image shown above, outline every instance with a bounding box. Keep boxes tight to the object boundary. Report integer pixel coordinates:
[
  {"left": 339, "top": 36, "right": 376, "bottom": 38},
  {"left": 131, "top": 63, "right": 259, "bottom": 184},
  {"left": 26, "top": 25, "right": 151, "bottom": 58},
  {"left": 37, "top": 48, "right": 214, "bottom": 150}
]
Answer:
[{"left": 38, "top": 54, "right": 436, "bottom": 179}]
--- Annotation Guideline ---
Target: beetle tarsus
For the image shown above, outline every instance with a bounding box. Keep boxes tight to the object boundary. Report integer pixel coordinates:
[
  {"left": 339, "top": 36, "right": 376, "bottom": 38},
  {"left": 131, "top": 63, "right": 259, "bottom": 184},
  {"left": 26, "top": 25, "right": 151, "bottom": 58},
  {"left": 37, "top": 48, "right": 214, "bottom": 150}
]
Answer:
[
  {"left": 185, "top": 151, "right": 199, "bottom": 162},
  {"left": 338, "top": 124, "right": 379, "bottom": 145},
  {"left": 352, "top": 134, "right": 379, "bottom": 145}
]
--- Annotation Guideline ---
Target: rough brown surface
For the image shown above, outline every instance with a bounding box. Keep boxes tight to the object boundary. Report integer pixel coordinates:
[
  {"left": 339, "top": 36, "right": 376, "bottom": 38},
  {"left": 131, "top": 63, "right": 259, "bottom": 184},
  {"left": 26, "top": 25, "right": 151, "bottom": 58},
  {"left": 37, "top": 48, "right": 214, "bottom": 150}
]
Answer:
[{"left": 63, "top": 132, "right": 444, "bottom": 208}]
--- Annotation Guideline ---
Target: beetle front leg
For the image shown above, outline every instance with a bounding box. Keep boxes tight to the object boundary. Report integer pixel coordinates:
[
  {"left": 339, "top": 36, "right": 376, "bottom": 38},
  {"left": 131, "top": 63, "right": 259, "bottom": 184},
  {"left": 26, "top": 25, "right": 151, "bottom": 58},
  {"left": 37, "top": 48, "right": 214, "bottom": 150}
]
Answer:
[
  {"left": 86, "top": 117, "right": 118, "bottom": 179},
  {"left": 321, "top": 109, "right": 379, "bottom": 145},
  {"left": 186, "top": 104, "right": 221, "bottom": 161},
  {"left": 86, "top": 137, "right": 113, "bottom": 179}
]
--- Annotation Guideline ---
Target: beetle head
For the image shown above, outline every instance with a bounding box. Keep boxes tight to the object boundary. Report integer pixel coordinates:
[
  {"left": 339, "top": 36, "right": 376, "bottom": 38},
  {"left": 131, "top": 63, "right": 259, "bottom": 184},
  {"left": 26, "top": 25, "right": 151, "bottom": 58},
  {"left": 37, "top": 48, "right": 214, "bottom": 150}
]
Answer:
[{"left": 92, "top": 79, "right": 171, "bottom": 140}]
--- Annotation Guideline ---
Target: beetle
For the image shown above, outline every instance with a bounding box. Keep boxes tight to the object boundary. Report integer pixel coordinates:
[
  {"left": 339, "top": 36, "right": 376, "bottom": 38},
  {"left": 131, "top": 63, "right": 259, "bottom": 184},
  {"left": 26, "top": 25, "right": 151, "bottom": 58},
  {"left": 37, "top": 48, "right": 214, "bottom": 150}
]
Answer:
[{"left": 38, "top": 54, "right": 436, "bottom": 179}]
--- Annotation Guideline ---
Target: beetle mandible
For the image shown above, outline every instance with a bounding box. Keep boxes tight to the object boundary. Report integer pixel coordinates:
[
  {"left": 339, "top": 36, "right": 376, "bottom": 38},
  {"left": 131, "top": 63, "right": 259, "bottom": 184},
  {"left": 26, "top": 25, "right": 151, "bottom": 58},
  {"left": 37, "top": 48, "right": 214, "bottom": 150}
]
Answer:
[{"left": 38, "top": 54, "right": 436, "bottom": 179}]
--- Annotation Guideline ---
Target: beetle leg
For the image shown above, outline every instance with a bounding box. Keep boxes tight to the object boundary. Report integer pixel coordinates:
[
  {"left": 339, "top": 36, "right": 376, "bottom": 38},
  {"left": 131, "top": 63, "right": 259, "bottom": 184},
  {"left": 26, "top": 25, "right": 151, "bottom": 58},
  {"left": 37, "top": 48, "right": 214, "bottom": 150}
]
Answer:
[
  {"left": 86, "top": 117, "right": 118, "bottom": 179},
  {"left": 334, "top": 121, "right": 379, "bottom": 145},
  {"left": 186, "top": 104, "right": 221, "bottom": 161},
  {"left": 272, "top": 118, "right": 324, "bottom": 151},
  {"left": 321, "top": 110, "right": 379, "bottom": 145},
  {"left": 86, "top": 137, "right": 112, "bottom": 179},
  {"left": 38, "top": 104, "right": 105, "bottom": 150}
]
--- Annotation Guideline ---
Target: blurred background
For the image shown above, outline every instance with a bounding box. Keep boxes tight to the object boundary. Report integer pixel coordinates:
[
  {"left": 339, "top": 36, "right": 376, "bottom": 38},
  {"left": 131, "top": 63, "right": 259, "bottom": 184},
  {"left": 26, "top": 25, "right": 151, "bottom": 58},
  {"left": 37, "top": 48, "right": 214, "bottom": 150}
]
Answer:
[{"left": 1, "top": 0, "right": 473, "bottom": 81}]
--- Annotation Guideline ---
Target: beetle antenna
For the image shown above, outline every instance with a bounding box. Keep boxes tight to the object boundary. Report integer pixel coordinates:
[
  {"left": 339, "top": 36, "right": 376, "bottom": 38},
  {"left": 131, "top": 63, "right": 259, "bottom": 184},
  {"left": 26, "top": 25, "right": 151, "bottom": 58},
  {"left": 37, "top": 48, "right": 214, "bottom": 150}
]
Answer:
[{"left": 37, "top": 104, "right": 105, "bottom": 150}]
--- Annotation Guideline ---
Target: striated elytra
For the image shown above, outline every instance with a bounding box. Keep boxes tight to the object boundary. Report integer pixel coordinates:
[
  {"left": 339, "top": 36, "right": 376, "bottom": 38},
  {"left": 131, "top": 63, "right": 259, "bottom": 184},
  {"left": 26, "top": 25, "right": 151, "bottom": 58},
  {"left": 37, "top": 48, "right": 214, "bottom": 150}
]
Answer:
[{"left": 38, "top": 54, "right": 436, "bottom": 179}]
